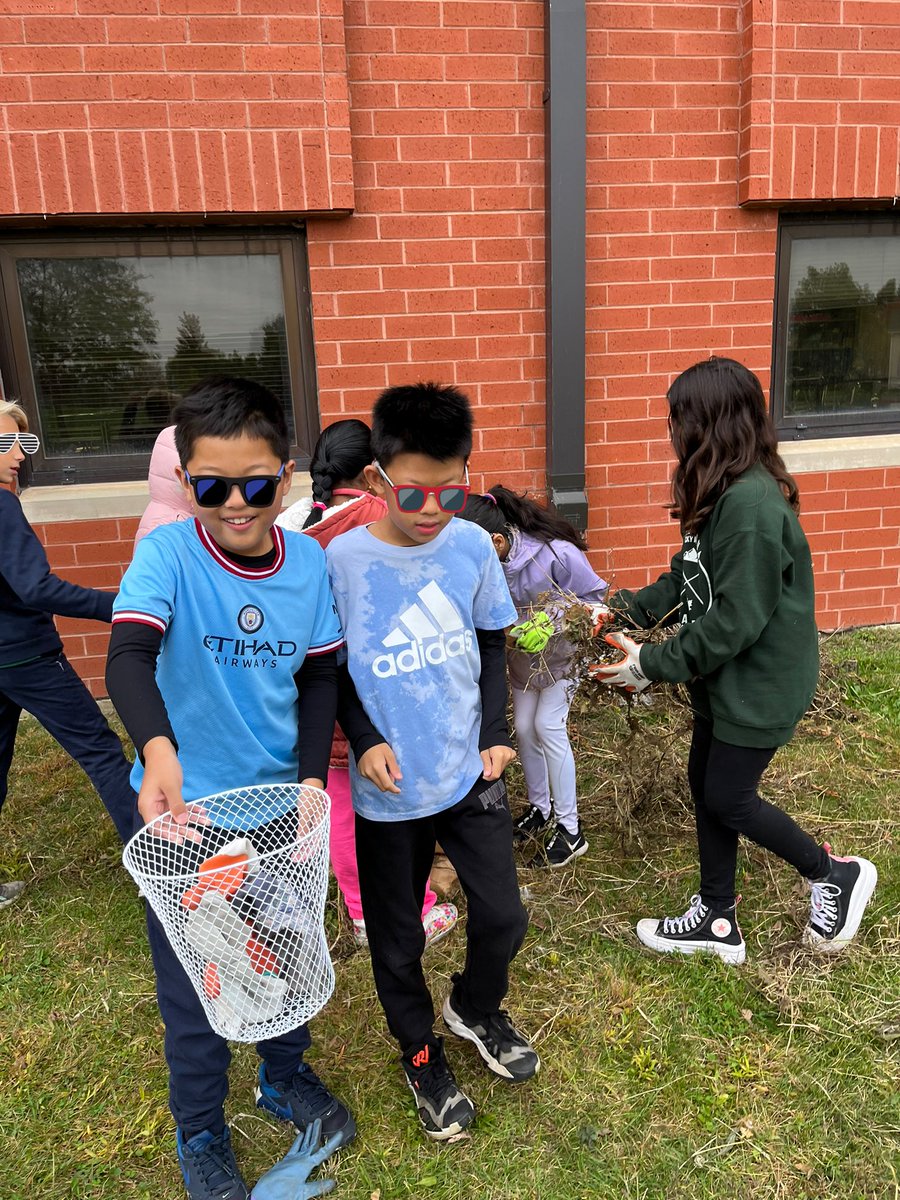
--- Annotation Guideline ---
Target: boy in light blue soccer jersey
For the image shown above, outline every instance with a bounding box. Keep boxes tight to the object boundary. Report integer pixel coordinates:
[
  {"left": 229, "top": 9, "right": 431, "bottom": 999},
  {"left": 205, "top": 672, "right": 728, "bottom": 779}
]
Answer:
[
  {"left": 327, "top": 383, "right": 539, "bottom": 1143},
  {"left": 106, "top": 378, "right": 353, "bottom": 1200}
]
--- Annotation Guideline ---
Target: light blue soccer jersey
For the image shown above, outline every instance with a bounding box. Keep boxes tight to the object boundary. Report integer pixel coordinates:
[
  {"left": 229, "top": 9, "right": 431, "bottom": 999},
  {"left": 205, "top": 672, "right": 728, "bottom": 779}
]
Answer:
[
  {"left": 114, "top": 520, "right": 342, "bottom": 812},
  {"left": 326, "top": 519, "right": 517, "bottom": 821}
]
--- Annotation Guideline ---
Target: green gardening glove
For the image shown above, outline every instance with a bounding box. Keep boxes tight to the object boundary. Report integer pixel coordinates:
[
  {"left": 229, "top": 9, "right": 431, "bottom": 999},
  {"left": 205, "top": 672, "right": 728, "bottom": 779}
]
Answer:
[{"left": 510, "top": 610, "right": 555, "bottom": 653}]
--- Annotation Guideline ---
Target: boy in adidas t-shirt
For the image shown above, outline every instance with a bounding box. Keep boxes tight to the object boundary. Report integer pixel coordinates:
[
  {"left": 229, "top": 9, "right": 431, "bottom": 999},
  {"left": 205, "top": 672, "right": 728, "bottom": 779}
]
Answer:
[
  {"left": 326, "top": 382, "right": 539, "bottom": 1141},
  {"left": 106, "top": 378, "right": 354, "bottom": 1200}
]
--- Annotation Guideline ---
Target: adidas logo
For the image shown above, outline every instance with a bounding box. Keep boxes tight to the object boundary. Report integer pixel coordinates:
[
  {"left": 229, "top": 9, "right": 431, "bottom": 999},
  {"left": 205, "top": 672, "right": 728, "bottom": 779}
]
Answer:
[{"left": 373, "top": 581, "right": 474, "bottom": 678}]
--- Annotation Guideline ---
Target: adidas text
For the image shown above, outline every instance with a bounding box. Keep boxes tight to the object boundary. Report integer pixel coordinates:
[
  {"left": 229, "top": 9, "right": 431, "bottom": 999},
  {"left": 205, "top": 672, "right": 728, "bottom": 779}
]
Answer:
[{"left": 373, "top": 630, "right": 473, "bottom": 678}]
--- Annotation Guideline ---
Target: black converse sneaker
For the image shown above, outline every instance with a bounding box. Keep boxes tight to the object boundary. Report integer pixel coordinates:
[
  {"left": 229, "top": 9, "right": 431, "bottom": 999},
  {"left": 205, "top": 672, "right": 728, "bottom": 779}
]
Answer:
[
  {"left": 402, "top": 1037, "right": 475, "bottom": 1141},
  {"left": 442, "top": 991, "right": 540, "bottom": 1082},
  {"left": 512, "top": 804, "right": 551, "bottom": 842},
  {"left": 803, "top": 848, "right": 878, "bottom": 952},
  {"left": 636, "top": 894, "right": 746, "bottom": 965},
  {"left": 528, "top": 821, "right": 588, "bottom": 868}
]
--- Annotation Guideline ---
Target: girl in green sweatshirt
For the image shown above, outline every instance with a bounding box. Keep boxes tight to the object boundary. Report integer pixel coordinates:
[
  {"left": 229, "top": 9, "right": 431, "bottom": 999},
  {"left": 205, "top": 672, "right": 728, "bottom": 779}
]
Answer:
[{"left": 593, "top": 358, "right": 877, "bottom": 964}]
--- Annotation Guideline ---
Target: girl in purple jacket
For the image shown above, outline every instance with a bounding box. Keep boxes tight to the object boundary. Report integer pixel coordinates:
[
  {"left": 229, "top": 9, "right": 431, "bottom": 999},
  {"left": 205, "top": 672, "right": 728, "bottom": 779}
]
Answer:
[{"left": 458, "top": 487, "right": 607, "bottom": 867}]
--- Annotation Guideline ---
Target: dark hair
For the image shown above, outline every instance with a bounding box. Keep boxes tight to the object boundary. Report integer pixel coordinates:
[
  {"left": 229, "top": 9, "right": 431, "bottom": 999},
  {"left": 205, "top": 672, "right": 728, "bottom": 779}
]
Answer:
[
  {"left": 173, "top": 376, "right": 289, "bottom": 467},
  {"left": 666, "top": 357, "right": 799, "bottom": 533},
  {"left": 371, "top": 382, "right": 473, "bottom": 467},
  {"left": 457, "top": 485, "right": 588, "bottom": 552},
  {"left": 304, "top": 418, "right": 373, "bottom": 529}
]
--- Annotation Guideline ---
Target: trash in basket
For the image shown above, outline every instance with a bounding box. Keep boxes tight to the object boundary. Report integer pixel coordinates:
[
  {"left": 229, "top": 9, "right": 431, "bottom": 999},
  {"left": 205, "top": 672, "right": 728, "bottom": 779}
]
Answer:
[{"left": 123, "top": 783, "right": 334, "bottom": 1042}]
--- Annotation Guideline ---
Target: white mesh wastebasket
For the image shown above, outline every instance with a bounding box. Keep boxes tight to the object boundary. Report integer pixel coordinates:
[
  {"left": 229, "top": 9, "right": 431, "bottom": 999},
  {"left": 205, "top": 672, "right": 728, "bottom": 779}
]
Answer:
[{"left": 123, "top": 783, "right": 334, "bottom": 1043}]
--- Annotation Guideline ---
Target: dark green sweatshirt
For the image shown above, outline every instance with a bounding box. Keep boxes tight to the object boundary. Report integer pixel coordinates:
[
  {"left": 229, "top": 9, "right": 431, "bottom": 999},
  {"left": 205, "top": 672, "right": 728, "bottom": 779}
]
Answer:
[{"left": 617, "top": 465, "right": 819, "bottom": 748}]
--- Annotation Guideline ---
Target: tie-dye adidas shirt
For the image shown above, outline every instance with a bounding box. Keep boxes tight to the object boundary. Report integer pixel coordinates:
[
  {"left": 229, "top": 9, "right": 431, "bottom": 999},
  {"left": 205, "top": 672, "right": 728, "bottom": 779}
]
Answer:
[{"left": 326, "top": 519, "right": 517, "bottom": 821}]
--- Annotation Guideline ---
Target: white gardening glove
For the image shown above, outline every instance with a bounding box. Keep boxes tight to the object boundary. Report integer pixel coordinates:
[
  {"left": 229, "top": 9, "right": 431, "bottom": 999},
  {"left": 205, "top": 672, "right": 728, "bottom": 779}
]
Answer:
[
  {"left": 589, "top": 632, "right": 651, "bottom": 694},
  {"left": 585, "top": 603, "right": 611, "bottom": 636}
]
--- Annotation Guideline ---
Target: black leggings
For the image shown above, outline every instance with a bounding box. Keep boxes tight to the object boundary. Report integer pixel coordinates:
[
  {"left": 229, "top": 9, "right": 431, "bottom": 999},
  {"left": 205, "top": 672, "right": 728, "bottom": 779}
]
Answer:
[{"left": 689, "top": 719, "right": 830, "bottom": 907}]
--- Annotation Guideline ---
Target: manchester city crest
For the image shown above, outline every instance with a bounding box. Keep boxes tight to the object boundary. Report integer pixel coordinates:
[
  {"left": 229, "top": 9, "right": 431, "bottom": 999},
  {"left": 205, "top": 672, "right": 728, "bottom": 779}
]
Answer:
[{"left": 237, "top": 604, "right": 265, "bottom": 634}]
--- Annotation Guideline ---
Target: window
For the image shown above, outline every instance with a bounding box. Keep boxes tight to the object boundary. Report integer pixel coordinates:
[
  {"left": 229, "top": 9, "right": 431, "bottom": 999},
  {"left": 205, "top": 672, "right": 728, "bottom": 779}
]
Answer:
[
  {"left": 0, "top": 230, "right": 318, "bottom": 486},
  {"left": 773, "top": 215, "right": 900, "bottom": 439}
]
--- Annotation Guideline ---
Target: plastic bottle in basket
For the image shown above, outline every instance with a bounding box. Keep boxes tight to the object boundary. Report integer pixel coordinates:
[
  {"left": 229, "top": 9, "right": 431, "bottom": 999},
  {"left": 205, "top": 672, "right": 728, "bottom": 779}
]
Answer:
[{"left": 180, "top": 838, "right": 289, "bottom": 1039}]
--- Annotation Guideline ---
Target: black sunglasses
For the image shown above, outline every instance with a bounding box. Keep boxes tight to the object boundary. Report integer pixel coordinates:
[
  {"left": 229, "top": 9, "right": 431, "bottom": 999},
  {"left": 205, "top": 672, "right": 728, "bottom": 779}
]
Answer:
[{"left": 184, "top": 464, "right": 286, "bottom": 509}]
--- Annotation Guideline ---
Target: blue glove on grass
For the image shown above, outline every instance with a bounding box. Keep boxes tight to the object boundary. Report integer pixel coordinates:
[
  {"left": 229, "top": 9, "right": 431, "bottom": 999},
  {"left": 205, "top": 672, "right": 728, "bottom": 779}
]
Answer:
[{"left": 252, "top": 1120, "right": 341, "bottom": 1200}]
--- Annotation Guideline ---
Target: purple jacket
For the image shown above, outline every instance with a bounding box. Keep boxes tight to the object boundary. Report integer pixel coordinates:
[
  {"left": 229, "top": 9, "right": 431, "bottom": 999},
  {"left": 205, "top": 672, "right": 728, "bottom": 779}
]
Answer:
[{"left": 503, "top": 531, "right": 607, "bottom": 690}]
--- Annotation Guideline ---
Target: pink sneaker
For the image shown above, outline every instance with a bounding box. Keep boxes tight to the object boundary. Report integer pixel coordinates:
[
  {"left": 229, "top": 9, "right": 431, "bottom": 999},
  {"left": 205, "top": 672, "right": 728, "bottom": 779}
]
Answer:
[{"left": 423, "top": 902, "right": 458, "bottom": 948}]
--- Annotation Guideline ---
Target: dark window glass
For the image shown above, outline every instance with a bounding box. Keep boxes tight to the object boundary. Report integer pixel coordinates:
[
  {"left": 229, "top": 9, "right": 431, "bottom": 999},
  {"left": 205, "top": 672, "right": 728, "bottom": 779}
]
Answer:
[
  {"left": 0, "top": 233, "right": 316, "bottom": 486},
  {"left": 774, "top": 217, "right": 900, "bottom": 439}
]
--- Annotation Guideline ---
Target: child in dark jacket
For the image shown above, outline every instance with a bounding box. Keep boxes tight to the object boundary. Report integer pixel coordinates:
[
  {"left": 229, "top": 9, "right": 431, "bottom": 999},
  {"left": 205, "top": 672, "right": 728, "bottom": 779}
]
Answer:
[
  {"left": 0, "top": 400, "right": 135, "bottom": 907},
  {"left": 457, "top": 487, "right": 608, "bottom": 867},
  {"left": 593, "top": 358, "right": 878, "bottom": 963}
]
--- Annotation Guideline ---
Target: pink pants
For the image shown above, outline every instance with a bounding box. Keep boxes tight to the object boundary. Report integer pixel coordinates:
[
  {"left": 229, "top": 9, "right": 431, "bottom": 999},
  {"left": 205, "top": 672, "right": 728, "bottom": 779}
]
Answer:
[{"left": 328, "top": 767, "right": 436, "bottom": 922}]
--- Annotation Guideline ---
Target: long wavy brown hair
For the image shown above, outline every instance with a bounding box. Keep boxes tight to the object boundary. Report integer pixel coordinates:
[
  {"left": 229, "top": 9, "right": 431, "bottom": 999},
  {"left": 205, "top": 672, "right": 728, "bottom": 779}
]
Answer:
[{"left": 667, "top": 357, "right": 799, "bottom": 533}]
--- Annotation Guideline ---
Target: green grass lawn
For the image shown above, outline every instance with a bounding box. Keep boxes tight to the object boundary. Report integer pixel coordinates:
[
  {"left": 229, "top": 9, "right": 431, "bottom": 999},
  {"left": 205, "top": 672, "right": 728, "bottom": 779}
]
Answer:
[{"left": 1, "top": 628, "right": 898, "bottom": 1199}]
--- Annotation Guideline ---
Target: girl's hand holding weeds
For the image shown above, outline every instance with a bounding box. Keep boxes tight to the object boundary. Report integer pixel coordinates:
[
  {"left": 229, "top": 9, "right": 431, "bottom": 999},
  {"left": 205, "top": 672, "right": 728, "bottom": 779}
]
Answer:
[
  {"left": 510, "top": 610, "right": 555, "bottom": 652},
  {"left": 590, "top": 632, "right": 651, "bottom": 694}
]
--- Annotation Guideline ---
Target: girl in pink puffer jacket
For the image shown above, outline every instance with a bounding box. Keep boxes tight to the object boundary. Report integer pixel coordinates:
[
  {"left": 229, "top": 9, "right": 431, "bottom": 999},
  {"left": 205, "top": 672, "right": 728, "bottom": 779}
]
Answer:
[{"left": 134, "top": 425, "right": 191, "bottom": 547}]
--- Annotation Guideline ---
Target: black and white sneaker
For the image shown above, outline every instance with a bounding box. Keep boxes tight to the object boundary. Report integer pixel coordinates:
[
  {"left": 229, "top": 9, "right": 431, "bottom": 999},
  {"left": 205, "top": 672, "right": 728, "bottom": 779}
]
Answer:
[
  {"left": 636, "top": 894, "right": 746, "bottom": 965},
  {"left": 512, "top": 804, "right": 551, "bottom": 843},
  {"left": 402, "top": 1038, "right": 475, "bottom": 1141},
  {"left": 0, "top": 881, "right": 25, "bottom": 910},
  {"left": 803, "top": 849, "right": 877, "bottom": 952},
  {"left": 442, "top": 992, "right": 540, "bottom": 1082},
  {"left": 528, "top": 822, "right": 588, "bottom": 868}
]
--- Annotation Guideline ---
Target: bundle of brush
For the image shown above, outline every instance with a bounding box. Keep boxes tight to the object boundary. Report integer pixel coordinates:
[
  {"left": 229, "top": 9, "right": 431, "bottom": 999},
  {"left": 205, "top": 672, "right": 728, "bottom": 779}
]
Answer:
[
  {"left": 512, "top": 590, "right": 670, "bottom": 692},
  {"left": 506, "top": 589, "right": 692, "bottom": 844}
]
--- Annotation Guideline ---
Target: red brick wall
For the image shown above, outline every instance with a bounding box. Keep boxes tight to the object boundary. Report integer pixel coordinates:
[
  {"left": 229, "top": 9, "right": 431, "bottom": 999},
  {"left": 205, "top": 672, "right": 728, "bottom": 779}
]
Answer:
[
  {"left": 5, "top": 0, "right": 900, "bottom": 700},
  {"left": 583, "top": 0, "right": 900, "bottom": 628},
  {"left": 305, "top": 0, "right": 547, "bottom": 494},
  {"left": 801, "top": 467, "right": 900, "bottom": 630},
  {"left": 33, "top": 516, "right": 139, "bottom": 697},
  {"left": 0, "top": 0, "right": 353, "bottom": 215},
  {"left": 739, "top": 0, "right": 900, "bottom": 204}
]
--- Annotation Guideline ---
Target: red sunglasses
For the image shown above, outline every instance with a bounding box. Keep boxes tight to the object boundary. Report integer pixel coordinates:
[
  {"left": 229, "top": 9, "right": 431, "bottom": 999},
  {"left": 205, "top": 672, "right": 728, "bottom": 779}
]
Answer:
[{"left": 374, "top": 461, "right": 470, "bottom": 513}]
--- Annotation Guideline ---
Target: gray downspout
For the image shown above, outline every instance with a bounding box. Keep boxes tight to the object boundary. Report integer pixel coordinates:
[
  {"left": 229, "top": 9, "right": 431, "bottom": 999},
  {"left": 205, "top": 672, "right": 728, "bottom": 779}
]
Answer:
[{"left": 543, "top": 0, "right": 588, "bottom": 530}]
